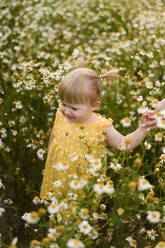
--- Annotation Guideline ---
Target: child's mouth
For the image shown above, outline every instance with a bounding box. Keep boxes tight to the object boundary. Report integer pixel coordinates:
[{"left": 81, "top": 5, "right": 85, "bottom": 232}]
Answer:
[{"left": 66, "top": 115, "right": 75, "bottom": 119}]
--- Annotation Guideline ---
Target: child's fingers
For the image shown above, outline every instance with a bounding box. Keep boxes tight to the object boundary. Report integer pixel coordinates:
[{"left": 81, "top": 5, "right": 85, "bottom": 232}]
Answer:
[
  {"left": 147, "top": 116, "right": 156, "bottom": 120},
  {"left": 147, "top": 110, "right": 154, "bottom": 114},
  {"left": 143, "top": 121, "right": 157, "bottom": 131},
  {"left": 147, "top": 125, "right": 157, "bottom": 131},
  {"left": 142, "top": 113, "right": 155, "bottom": 121},
  {"left": 145, "top": 120, "right": 157, "bottom": 128},
  {"left": 147, "top": 112, "right": 155, "bottom": 118}
]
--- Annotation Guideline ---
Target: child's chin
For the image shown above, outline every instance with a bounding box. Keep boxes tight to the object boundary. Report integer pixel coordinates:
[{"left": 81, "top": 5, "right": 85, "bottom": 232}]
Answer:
[{"left": 67, "top": 117, "right": 76, "bottom": 122}]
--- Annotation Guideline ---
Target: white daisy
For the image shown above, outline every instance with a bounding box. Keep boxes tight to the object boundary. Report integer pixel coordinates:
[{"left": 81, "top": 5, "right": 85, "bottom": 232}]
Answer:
[
  {"left": 79, "top": 208, "right": 89, "bottom": 220},
  {"left": 110, "top": 161, "right": 122, "bottom": 171},
  {"left": 24, "top": 211, "right": 40, "bottom": 224},
  {"left": 155, "top": 241, "right": 165, "bottom": 248},
  {"left": 150, "top": 98, "right": 159, "bottom": 108},
  {"left": 0, "top": 207, "right": 5, "bottom": 216},
  {"left": 146, "top": 229, "right": 159, "bottom": 240},
  {"left": 90, "top": 158, "right": 102, "bottom": 170},
  {"left": 78, "top": 220, "right": 93, "bottom": 235},
  {"left": 37, "top": 148, "right": 45, "bottom": 160},
  {"left": 66, "top": 239, "right": 85, "bottom": 248},
  {"left": 137, "top": 106, "right": 148, "bottom": 114},
  {"left": 120, "top": 117, "right": 131, "bottom": 127},
  {"left": 144, "top": 141, "right": 151, "bottom": 150},
  {"left": 69, "top": 179, "right": 86, "bottom": 190},
  {"left": 48, "top": 228, "right": 59, "bottom": 240},
  {"left": 92, "top": 212, "right": 100, "bottom": 219},
  {"left": 14, "top": 100, "right": 23, "bottom": 109},
  {"left": 47, "top": 202, "right": 60, "bottom": 215},
  {"left": 32, "top": 196, "right": 42, "bottom": 205},
  {"left": 160, "top": 154, "right": 165, "bottom": 162},
  {"left": 84, "top": 154, "right": 94, "bottom": 161},
  {"left": 10, "top": 237, "right": 18, "bottom": 245},
  {"left": 104, "top": 183, "right": 115, "bottom": 195},
  {"left": 138, "top": 177, "right": 152, "bottom": 191},
  {"left": 93, "top": 183, "right": 104, "bottom": 195},
  {"left": 53, "top": 180, "right": 62, "bottom": 188},
  {"left": 155, "top": 132, "right": 163, "bottom": 142},
  {"left": 53, "top": 162, "right": 69, "bottom": 170},
  {"left": 157, "top": 118, "right": 165, "bottom": 129},
  {"left": 0, "top": 179, "right": 5, "bottom": 189},
  {"left": 125, "top": 236, "right": 137, "bottom": 247},
  {"left": 50, "top": 244, "right": 59, "bottom": 248},
  {"left": 147, "top": 211, "right": 160, "bottom": 223}
]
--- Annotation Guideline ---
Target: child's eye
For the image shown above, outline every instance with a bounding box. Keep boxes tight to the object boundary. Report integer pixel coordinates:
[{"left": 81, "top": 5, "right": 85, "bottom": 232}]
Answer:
[{"left": 72, "top": 107, "right": 78, "bottom": 111}]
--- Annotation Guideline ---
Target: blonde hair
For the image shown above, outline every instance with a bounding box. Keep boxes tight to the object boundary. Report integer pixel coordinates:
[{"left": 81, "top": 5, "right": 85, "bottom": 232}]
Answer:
[{"left": 58, "top": 58, "right": 118, "bottom": 106}]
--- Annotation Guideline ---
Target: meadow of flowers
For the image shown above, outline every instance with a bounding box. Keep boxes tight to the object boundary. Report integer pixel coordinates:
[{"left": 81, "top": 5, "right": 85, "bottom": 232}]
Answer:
[{"left": 0, "top": 0, "right": 165, "bottom": 247}]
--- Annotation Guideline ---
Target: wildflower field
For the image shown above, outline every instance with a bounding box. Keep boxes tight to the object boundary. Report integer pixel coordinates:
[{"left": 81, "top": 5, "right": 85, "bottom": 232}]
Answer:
[{"left": 0, "top": 0, "right": 165, "bottom": 247}]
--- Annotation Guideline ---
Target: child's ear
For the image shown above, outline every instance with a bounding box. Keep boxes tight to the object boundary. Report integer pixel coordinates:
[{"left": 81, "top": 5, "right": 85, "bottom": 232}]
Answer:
[{"left": 92, "top": 101, "right": 101, "bottom": 110}]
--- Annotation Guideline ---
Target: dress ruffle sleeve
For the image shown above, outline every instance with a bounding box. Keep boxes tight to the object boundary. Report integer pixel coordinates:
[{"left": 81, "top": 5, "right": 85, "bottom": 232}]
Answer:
[
  {"left": 95, "top": 117, "right": 113, "bottom": 140},
  {"left": 98, "top": 117, "right": 113, "bottom": 135},
  {"left": 52, "top": 107, "right": 61, "bottom": 133}
]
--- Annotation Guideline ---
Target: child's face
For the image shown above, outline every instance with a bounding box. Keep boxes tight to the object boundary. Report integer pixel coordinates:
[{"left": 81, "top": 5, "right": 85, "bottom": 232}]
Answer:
[{"left": 60, "top": 101, "right": 96, "bottom": 124}]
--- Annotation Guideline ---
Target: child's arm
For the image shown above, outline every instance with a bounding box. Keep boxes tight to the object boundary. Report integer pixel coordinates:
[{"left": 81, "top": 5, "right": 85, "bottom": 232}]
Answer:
[
  {"left": 105, "top": 112, "right": 157, "bottom": 151},
  {"left": 155, "top": 99, "right": 165, "bottom": 112}
]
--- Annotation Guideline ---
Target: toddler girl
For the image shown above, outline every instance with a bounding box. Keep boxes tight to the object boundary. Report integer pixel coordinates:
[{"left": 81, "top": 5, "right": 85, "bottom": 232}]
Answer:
[{"left": 40, "top": 61, "right": 156, "bottom": 200}]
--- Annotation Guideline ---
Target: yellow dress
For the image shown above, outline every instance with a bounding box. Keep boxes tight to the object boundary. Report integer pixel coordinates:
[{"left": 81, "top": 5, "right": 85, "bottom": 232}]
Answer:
[{"left": 40, "top": 107, "right": 113, "bottom": 199}]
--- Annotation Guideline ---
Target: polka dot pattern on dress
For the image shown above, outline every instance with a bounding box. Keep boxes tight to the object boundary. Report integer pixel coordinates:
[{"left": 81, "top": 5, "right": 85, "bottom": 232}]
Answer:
[{"left": 40, "top": 106, "right": 113, "bottom": 199}]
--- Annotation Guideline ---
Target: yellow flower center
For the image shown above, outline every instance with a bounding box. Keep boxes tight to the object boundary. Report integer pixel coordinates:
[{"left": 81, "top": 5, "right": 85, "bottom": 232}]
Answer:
[
  {"left": 161, "top": 119, "right": 165, "bottom": 125},
  {"left": 82, "top": 208, "right": 89, "bottom": 215},
  {"left": 157, "top": 132, "right": 163, "bottom": 138},
  {"left": 63, "top": 162, "right": 68, "bottom": 166},
  {"left": 38, "top": 208, "right": 46, "bottom": 216},
  {"left": 99, "top": 183, "right": 104, "bottom": 189},
  {"left": 117, "top": 208, "right": 124, "bottom": 214},
  {"left": 83, "top": 224, "right": 88, "bottom": 229},
  {"left": 73, "top": 239, "right": 80, "bottom": 245},
  {"left": 73, "top": 180, "right": 79, "bottom": 186},
  {"left": 52, "top": 231, "right": 57, "bottom": 237},
  {"left": 32, "top": 240, "right": 40, "bottom": 245},
  {"left": 107, "top": 184, "right": 113, "bottom": 188},
  {"left": 153, "top": 98, "right": 158, "bottom": 104},
  {"left": 161, "top": 154, "right": 165, "bottom": 160},
  {"left": 33, "top": 196, "right": 39, "bottom": 201},
  {"left": 134, "top": 158, "right": 142, "bottom": 165},
  {"left": 142, "top": 179, "right": 148, "bottom": 185},
  {"left": 128, "top": 181, "right": 137, "bottom": 190},
  {"left": 94, "top": 159, "right": 99, "bottom": 165},
  {"left": 51, "top": 203, "right": 56, "bottom": 208},
  {"left": 132, "top": 240, "right": 137, "bottom": 245},
  {"left": 124, "top": 117, "right": 130, "bottom": 122},
  {"left": 42, "top": 238, "right": 51, "bottom": 244},
  {"left": 157, "top": 241, "right": 165, "bottom": 247},
  {"left": 151, "top": 211, "right": 157, "bottom": 218},
  {"left": 30, "top": 211, "right": 39, "bottom": 219}
]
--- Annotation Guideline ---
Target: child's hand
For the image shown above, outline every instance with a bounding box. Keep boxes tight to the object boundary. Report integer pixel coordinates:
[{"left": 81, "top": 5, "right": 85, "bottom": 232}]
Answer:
[
  {"left": 140, "top": 111, "right": 157, "bottom": 132},
  {"left": 156, "top": 99, "right": 165, "bottom": 113}
]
